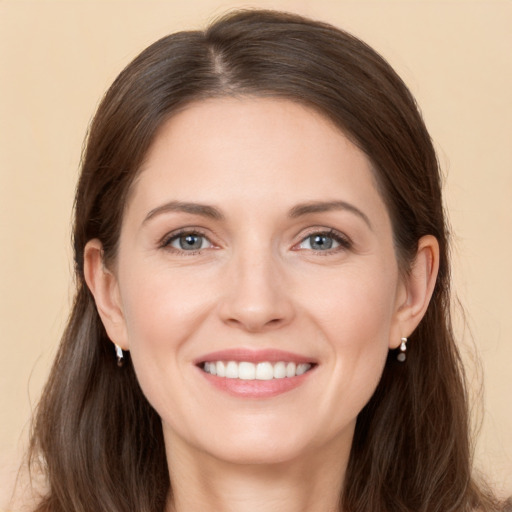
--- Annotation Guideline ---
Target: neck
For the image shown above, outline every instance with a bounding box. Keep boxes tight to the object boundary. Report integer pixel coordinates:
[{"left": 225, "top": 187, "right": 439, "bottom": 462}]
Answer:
[{"left": 164, "top": 435, "right": 350, "bottom": 512}]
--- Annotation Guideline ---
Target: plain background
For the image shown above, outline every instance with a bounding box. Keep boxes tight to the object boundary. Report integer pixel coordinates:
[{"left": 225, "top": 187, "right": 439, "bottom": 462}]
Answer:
[{"left": 1, "top": 0, "right": 511, "bottom": 505}]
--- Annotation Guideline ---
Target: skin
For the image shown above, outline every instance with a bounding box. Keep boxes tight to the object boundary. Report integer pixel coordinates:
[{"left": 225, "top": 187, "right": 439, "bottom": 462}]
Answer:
[{"left": 85, "top": 97, "right": 439, "bottom": 512}]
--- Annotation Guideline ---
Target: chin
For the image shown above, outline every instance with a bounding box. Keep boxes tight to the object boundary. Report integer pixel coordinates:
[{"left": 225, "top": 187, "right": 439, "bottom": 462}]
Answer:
[
  {"left": 205, "top": 437, "right": 310, "bottom": 466},
  {"left": 163, "top": 415, "right": 315, "bottom": 467},
  {"left": 180, "top": 414, "right": 352, "bottom": 468}
]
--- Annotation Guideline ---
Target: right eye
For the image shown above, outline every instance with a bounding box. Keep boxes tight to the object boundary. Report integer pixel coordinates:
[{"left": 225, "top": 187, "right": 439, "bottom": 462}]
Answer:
[
  {"left": 298, "top": 233, "right": 341, "bottom": 251},
  {"left": 164, "top": 231, "right": 213, "bottom": 253}
]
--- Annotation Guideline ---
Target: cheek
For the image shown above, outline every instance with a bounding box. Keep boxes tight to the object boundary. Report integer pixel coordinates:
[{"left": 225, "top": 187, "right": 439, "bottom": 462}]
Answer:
[
  {"left": 120, "top": 262, "right": 213, "bottom": 344},
  {"left": 117, "top": 273, "right": 206, "bottom": 421},
  {"left": 117, "top": 264, "right": 222, "bottom": 401},
  {"left": 307, "top": 267, "right": 397, "bottom": 418},
  {"left": 306, "top": 264, "right": 398, "bottom": 346}
]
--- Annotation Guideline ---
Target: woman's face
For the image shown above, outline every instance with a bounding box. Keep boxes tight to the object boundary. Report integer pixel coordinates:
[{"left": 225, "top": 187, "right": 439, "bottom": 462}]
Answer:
[{"left": 106, "top": 97, "right": 410, "bottom": 465}]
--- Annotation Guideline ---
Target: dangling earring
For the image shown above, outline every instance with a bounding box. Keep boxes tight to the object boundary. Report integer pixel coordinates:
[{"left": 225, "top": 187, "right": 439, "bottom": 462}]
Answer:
[
  {"left": 397, "top": 337, "right": 407, "bottom": 362},
  {"left": 115, "top": 344, "right": 125, "bottom": 367}
]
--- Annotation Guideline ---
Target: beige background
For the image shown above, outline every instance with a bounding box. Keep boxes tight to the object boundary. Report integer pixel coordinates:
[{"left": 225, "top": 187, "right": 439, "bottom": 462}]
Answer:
[{"left": 1, "top": 0, "right": 511, "bottom": 505}]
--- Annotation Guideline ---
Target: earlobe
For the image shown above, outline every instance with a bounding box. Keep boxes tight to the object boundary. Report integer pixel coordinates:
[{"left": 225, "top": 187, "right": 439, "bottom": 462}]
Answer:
[
  {"left": 390, "top": 235, "right": 440, "bottom": 348},
  {"left": 83, "top": 239, "right": 129, "bottom": 350}
]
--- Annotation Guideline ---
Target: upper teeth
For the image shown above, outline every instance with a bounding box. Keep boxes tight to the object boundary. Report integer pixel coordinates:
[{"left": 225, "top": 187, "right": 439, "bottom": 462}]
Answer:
[{"left": 203, "top": 361, "right": 312, "bottom": 380}]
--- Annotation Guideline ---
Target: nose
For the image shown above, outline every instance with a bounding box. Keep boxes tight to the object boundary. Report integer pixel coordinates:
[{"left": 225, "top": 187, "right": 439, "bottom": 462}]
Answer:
[{"left": 218, "top": 248, "right": 295, "bottom": 333}]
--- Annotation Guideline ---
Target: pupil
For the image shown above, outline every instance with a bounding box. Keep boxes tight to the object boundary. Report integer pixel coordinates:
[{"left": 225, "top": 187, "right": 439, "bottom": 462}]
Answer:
[
  {"left": 312, "top": 235, "right": 332, "bottom": 250},
  {"left": 181, "top": 234, "right": 201, "bottom": 250}
]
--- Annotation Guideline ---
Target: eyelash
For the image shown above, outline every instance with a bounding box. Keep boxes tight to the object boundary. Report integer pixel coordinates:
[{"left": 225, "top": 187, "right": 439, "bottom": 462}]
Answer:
[
  {"left": 159, "top": 228, "right": 352, "bottom": 255},
  {"left": 159, "top": 228, "right": 213, "bottom": 255},
  {"left": 295, "top": 228, "right": 352, "bottom": 254}
]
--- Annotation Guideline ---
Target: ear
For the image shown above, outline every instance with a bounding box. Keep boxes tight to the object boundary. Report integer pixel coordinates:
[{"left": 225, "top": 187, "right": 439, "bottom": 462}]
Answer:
[
  {"left": 83, "top": 239, "right": 129, "bottom": 350},
  {"left": 389, "top": 235, "right": 440, "bottom": 349}
]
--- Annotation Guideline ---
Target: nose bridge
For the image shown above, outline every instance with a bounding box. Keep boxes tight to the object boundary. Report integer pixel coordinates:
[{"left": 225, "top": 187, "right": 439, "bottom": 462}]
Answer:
[{"left": 219, "top": 236, "right": 293, "bottom": 332}]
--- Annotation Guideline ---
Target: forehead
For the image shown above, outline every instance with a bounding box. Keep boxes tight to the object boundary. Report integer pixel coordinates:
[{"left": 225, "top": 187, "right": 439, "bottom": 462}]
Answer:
[{"left": 126, "top": 96, "right": 387, "bottom": 224}]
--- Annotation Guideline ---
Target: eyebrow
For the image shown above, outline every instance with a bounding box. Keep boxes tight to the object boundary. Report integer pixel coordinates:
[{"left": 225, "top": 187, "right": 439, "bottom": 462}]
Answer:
[
  {"left": 143, "top": 199, "right": 372, "bottom": 230},
  {"left": 143, "top": 201, "right": 225, "bottom": 223},
  {"left": 288, "top": 200, "right": 373, "bottom": 230}
]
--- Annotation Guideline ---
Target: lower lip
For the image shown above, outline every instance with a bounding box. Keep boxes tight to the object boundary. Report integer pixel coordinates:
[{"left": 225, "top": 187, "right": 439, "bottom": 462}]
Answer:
[{"left": 199, "top": 367, "right": 314, "bottom": 398}]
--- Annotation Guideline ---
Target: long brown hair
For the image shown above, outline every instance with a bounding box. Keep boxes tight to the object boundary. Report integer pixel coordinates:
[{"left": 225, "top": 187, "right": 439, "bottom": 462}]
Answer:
[{"left": 29, "top": 9, "right": 505, "bottom": 512}]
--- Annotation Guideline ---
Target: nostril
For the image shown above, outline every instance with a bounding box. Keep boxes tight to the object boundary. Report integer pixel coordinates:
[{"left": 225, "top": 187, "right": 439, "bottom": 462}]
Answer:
[{"left": 268, "top": 318, "right": 282, "bottom": 324}]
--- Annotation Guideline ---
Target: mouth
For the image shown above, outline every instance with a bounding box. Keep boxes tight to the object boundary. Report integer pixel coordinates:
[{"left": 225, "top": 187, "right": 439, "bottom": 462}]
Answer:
[
  {"left": 195, "top": 349, "right": 317, "bottom": 398},
  {"left": 200, "top": 360, "right": 314, "bottom": 380}
]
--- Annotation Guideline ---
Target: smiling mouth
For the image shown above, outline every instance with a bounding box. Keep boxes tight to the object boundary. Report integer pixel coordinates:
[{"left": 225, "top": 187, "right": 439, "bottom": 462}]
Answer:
[{"left": 200, "top": 361, "right": 314, "bottom": 380}]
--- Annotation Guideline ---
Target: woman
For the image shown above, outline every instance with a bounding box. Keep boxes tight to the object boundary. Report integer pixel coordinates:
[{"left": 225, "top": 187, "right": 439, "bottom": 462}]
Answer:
[{"left": 27, "top": 9, "right": 508, "bottom": 512}]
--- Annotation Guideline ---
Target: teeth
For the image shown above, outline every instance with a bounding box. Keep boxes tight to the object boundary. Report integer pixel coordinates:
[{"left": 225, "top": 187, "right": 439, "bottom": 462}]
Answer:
[
  {"left": 296, "top": 363, "right": 310, "bottom": 375},
  {"left": 238, "top": 362, "right": 256, "bottom": 380},
  {"left": 202, "top": 361, "right": 312, "bottom": 379},
  {"left": 256, "top": 362, "right": 273, "bottom": 380},
  {"left": 273, "top": 361, "right": 286, "bottom": 379},
  {"left": 216, "top": 361, "right": 226, "bottom": 377},
  {"left": 204, "top": 362, "right": 217, "bottom": 375},
  {"left": 286, "top": 362, "right": 296, "bottom": 377},
  {"left": 226, "top": 361, "right": 238, "bottom": 379}
]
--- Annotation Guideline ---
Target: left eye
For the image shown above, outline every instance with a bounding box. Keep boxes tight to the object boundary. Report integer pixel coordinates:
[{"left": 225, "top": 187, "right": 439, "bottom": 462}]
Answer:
[
  {"left": 168, "top": 233, "right": 211, "bottom": 251},
  {"left": 298, "top": 233, "right": 342, "bottom": 251}
]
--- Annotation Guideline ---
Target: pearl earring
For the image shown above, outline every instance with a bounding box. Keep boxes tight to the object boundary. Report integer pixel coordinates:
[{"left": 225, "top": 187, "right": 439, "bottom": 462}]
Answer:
[
  {"left": 115, "top": 344, "right": 125, "bottom": 367},
  {"left": 397, "top": 337, "right": 407, "bottom": 362}
]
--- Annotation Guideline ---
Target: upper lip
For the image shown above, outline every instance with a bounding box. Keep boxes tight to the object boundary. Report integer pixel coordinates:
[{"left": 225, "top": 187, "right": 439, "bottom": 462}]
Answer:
[{"left": 194, "top": 348, "right": 317, "bottom": 365}]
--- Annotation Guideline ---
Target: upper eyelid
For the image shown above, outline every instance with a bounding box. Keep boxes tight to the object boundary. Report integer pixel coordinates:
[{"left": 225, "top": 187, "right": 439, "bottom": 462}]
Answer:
[
  {"left": 158, "top": 226, "right": 351, "bottom": 249},
  {"left": 296, "top": 227, "right": 351, "bottom": 243},
  {"left": 160, "top": 227, "right": 213, "bottom": 247}
]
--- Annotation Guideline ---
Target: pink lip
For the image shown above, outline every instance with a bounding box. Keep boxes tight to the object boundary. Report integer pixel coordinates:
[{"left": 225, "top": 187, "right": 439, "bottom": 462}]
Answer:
[
  {"left": 194, "top": 348, "right": 317, "bottom": 399},
  {"left": 194, "top": 348, "right": 316, "bottom": 365},
  {"left": 199, "top": 369, "right": 314, "bottom": 398}
]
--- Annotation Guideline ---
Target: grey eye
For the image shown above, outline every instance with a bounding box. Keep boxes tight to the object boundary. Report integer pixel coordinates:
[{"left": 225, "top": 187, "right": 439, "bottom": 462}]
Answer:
[
  {"left": 300, "top": 234, "right": 340, "bottom": 251},
  {"left": 170, "top": 233, "right": 210, "bottom": 251}
]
